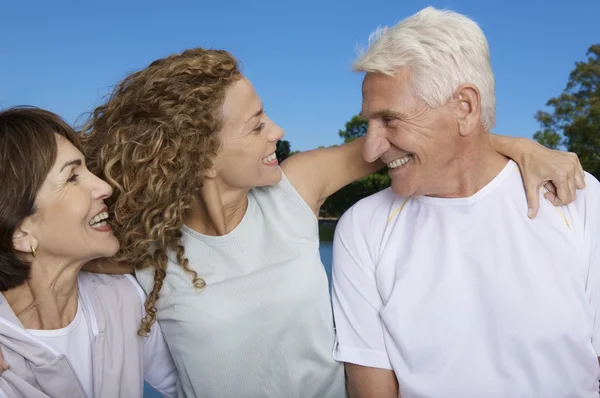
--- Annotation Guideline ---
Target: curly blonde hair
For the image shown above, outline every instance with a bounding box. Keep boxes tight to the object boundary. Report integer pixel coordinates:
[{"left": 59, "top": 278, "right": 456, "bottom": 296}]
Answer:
[{"left": 81, "top": 48, "right": 242, "bottom": 335}]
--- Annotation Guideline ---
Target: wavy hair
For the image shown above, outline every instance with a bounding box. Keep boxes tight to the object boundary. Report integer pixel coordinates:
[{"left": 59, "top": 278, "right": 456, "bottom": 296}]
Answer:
[{"left": 81, "top": 48, "right": 242, "bottom": 335}]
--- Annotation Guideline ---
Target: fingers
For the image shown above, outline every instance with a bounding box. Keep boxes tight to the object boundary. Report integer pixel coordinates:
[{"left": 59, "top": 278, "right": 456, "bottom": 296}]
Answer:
[
  {"left": 575, "top": 166, "right": 586, "bottom": 189},
  {"left": 525, "top": 183, "right": 540, "bottom": 219},
  {"left": 567, "top": 151, "right": 586, "bottom": 189},
  {"left": 556, "top": 175, "right": 577, "bottom": 206},
  {"left": 550, "top": 168, "right": 572, "bottom": 206},
  {"left": 544, "top": 190, "right": 560, "bottom": 205},
  {"left": 543, "top": 181, "right": 557, "bottom": 195},
  {"left": 0, "top": 354, "right": 8, "bottom": 373}
]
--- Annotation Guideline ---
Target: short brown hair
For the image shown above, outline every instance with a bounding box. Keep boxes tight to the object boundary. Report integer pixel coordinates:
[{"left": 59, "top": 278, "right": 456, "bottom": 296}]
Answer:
[{"left": 0, "top": 106, "right": 81, "bottom": 291}]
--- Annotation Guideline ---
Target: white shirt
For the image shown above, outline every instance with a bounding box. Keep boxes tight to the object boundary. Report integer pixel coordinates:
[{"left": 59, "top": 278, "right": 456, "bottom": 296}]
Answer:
[
  {"left": 332, "top": 160, "right": 600, "bottom": 398},
  {"left": 28, "top": 298, "right": 93, "bottom": 397},
  {"left": 27, "top": 276, "right": 177, "bottom": 398},
  {"left": 136, "top": 172, "right": 346, "bottom": 398}
]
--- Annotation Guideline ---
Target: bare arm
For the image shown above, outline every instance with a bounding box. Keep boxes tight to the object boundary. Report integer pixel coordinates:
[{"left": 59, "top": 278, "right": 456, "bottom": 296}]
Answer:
[
  {"left": 282, "top": 134, "right": 584, "bottom": 216},
  {"left": 281, "top": 136, "right": 382, "bottom": 214},
  {"left": 82, "top": 258, "right": 134, "bottom": 275},
  {"left": 346, "top": 363, "right": 399, "bottom": 398},
  {"left": 490, "top": 134, "right": 585, "bottom": 217}
]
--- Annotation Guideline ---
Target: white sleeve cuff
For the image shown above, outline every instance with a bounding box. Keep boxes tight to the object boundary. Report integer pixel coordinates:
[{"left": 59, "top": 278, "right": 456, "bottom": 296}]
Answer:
[{"left": 333, "top": 344, "right": 393, "bottom": 370}]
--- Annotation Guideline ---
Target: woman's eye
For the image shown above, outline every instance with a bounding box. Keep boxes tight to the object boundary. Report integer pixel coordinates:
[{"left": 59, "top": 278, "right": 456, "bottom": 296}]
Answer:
[{"left": 254, "top": 122, "right": 266, "bottom": 133}]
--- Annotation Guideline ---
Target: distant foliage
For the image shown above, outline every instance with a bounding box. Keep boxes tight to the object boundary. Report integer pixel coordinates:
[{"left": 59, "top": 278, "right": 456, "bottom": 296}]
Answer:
[
  {"left": 276, "top": 140, "right": 292, "bottom": 162},
  {"left": 338, "top": 115, "right": 368, "bottom": 143},
  {"left": 320, "top": 114, "right": 390, "bottom": 218},
  {"left": 534, "top": 44, "right": 600, "bottom": 179},
  {"left": 320, "top": 173, "right": 390, "bottom": 218}
]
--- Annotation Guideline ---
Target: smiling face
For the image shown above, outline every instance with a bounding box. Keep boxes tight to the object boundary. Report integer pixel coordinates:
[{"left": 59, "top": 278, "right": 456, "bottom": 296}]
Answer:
[
  {"left": 211, "top": 77, "right": 284, "bottom": 190},
  {"left": 361, "top": 69, "right": 463, "bottom": 197},
  {"left": 22, "top": 134, "right": 120, "bottom": 265}
]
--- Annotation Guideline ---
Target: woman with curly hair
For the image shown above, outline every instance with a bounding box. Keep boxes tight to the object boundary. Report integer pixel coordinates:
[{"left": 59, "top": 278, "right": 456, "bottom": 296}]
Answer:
[{"left": 81, "top": 48, "right": 584, "bottom": 397}]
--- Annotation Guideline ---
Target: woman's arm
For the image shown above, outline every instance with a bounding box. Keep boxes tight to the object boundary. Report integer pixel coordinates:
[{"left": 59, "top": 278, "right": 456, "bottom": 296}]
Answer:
[
  {"left": 281, "top": 136, "right": 382, "bottom": 214},
  {"left": 82, "top": 258, "right": 134, "bottom": 274},
  {"left": 282, "top": 134, "right": 584, "bottom": 217},
  {"left": 490, "top": 134, "right": 585, "bottom": 217}
]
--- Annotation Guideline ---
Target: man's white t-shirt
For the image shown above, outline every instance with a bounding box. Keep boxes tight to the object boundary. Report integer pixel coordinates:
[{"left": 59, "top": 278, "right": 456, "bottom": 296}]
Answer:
[{"left": 332, "top": 160, "right": 600, "bottom": 398}]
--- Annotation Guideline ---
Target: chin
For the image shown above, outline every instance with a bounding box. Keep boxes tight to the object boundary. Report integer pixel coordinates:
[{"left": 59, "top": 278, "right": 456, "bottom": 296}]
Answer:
[
  {"left": 100, "top": 236, "right": 121, "bottom": 258},
  {"left": 390, "top": 179, "right": 416, "bottom": 197},
  {"left": 257, "top": 168, "right": 283, "bottom": 187}
]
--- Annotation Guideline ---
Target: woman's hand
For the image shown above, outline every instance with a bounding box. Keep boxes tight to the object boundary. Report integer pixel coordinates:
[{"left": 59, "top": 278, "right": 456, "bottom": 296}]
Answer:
[
  {"left": 0, "top": 350, "right": 7, "bottom": 373},
  {"left": 498, "top": 136, "right": 586, "bottom": 218}
]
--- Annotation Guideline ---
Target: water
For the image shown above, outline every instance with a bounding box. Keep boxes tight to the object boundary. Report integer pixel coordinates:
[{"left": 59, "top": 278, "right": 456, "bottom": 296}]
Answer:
[{"left": 143, "top": 242, "right": 334, "bottom": 397}]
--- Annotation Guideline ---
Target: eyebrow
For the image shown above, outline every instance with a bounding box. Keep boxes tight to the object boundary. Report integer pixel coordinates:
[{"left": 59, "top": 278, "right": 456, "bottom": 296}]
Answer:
[
  {"left": 245, "top": 107, "right": 264, "bottom": 125},
  {"left": 60, "top": 159, "right": 83, "bottom": 173},
  {"left": 371, "top": 109, "right": 406, "bottom": 119}
]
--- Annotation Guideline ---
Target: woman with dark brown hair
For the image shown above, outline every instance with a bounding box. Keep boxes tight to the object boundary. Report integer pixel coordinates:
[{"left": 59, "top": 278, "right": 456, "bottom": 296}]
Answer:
[
  {"left": 0, "top": 107, "right": 177, "bottom": 397},
  {"left": 81, "top": 48, "right": 585, "bottom": 397}
]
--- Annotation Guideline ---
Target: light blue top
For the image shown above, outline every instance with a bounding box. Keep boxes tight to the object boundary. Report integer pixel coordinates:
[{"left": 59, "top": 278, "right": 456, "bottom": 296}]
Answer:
[{"left": 136, "top": 171, "right": 346, "bottom": 397}]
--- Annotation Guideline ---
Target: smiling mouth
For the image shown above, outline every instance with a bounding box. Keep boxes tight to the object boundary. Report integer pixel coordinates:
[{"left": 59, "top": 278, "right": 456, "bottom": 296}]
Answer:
[
  {"left": 262, "top": 152, "right": 277, "bottom": 163},
  {"left": 89, "top": 211, "right": 109, "bottom": 229},
  {"left": 387, "top": 154, "right": 413, "bottom": 169}
]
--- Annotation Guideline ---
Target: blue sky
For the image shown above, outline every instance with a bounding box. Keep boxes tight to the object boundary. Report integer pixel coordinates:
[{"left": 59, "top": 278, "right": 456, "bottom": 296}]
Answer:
[{"left": 1, "top": 0, "right": 598, "bottom": 151}]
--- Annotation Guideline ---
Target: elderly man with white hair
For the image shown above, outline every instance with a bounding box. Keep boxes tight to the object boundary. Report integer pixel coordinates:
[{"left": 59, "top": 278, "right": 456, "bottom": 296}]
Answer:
[{"left": 331, "top": 6, "right": 600, "bottom": 398}]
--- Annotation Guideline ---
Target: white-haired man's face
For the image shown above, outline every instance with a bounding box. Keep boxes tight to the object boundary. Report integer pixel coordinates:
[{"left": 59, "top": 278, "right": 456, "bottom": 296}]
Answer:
[{"left": 360, "top": 68, "right": 469, "bottom": 197}]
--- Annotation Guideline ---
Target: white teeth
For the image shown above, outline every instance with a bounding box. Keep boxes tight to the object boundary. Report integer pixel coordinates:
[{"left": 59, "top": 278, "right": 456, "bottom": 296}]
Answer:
[
  {"left": 387, "top": 154, "right": 412, "bottom": 169},
  {"left": 262, "top": 152, "right": 277, "bottom": 163},
  {"left": 89, "top": 212, "right": 109, "bottom": 226},
  {"left": 91, "top": 221, "right": 108, "bottom": 229}
]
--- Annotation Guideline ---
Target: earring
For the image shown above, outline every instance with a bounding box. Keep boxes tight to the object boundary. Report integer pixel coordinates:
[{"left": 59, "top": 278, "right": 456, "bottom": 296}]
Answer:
[{"left": 30, "top": 245, "right": 36, "bottom": 258}]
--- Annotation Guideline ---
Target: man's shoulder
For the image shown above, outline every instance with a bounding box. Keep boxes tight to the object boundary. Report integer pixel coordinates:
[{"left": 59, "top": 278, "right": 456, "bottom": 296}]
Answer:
[
  {"left": 336, "top": 187, "right": 402, "bottom": 239},
  {"left": 582, "top": 172, "right": 600, "bottom": 197},
  {"left": 567, "top": 172, "right": 600, "bottom": 216}
]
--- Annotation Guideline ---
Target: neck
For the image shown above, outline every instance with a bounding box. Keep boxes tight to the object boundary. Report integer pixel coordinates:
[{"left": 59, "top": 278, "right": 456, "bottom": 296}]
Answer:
[
  {"left": 429, "top": 130, "right": 509, "bottom": 198},
  {"left": 184, "top": 178, "right": 250, "bottom": 236},
  {"left": 4, "top": 257, "right": 81, "bottom": 330}
]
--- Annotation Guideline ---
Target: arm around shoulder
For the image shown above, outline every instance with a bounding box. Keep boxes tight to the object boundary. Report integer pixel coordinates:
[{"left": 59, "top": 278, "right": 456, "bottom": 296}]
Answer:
[
  {"left": 82, "top": 258, "right": 134, "bottom": 275},
  {"left": 281, "top": 137, "right": 384, "bottom": 213}
]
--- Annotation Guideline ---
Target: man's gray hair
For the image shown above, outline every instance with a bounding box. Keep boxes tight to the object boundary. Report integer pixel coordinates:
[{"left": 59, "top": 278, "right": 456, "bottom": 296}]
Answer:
[{"left": 354, "top": 7, "right": 496, "bottom": 129}]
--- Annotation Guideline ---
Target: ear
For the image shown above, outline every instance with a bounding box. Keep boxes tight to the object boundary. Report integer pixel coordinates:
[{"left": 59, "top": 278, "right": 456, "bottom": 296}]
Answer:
[
  {"left": 12, "top": 219, "right": 37, "bottom": 256},
  {"left": 203, "top": 165, "right": 217, "bottom": 179},
  {"left": 453, "top": 84, "right": 481, "bottom": 137}
]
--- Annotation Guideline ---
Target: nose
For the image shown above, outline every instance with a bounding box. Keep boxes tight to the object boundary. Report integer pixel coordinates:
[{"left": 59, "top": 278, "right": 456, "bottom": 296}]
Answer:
[
  {"left": 363, "top": 123, "right": 391, "bottom": 163},
  {"left": 91, "top": 173, "right": 114, "bottom": 200},
  {"left": 268, "top": 118, "right": 285, "bottom": 142}
]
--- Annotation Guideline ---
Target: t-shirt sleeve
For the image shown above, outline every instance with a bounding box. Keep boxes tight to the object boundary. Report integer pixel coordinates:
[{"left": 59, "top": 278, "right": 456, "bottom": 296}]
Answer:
[
  {"left": 579, "top": 175, "right": 600, "bottom": 355},
  {"left": 331, "top": 204, "right": 393, "bottom": 370},
  {"left": 123, "top": 275, "right": 178, "bottom": 397},
  {"left": 143, "top": 321, "right": 179, "bottom": 397}
]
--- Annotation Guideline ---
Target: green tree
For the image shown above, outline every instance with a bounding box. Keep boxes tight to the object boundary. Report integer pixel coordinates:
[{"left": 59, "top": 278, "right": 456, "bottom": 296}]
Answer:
[
  {"left": 338, "top": 115, "right": 368, "bottom": 143},
  {"left": 276, "top": 140, "right": 292, "bottom": 162},
  {"left": 319, "top": 115, "right": 390, "bottom": 220},
  {"left": 533, "top": 44, "right": 600, "bottom": 178},
  {"left": 320, "top": 173, "right": 390, "bottom": 218}
]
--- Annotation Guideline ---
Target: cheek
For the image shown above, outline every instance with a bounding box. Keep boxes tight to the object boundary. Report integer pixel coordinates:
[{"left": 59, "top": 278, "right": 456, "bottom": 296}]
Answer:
[{"left": 39, "top": 193, "right": 90, "bottom": 236}]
